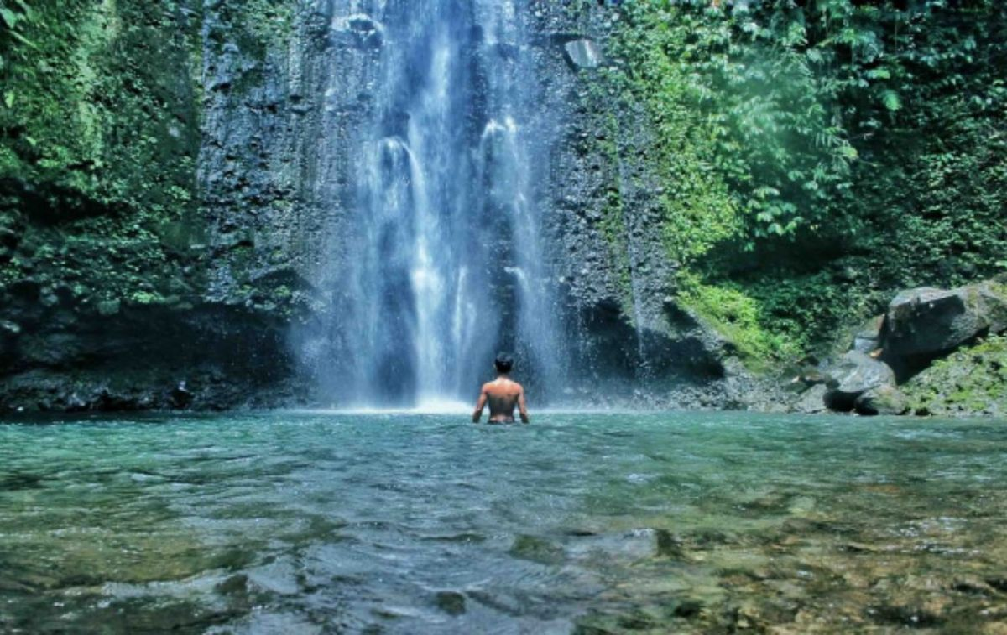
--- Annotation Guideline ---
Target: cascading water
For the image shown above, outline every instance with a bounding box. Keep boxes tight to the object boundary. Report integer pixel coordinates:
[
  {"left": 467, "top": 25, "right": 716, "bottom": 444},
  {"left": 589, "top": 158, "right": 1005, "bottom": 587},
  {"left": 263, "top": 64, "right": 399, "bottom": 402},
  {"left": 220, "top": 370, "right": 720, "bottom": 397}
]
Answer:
[{"left": 314, "top": 0, "right": 564, "bottom": 407}]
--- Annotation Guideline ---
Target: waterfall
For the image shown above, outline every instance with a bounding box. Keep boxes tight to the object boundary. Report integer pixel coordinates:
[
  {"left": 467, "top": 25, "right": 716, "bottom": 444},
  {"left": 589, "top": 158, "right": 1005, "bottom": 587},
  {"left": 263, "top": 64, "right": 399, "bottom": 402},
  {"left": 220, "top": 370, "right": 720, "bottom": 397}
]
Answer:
[{"left": 314, "top": 0, "right": 564, "bottom": 407}]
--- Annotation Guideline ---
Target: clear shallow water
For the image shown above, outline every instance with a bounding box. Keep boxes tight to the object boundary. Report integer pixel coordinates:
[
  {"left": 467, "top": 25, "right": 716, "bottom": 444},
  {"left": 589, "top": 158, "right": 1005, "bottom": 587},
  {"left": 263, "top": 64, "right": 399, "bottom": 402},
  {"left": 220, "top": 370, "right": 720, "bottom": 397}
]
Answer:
[{"left": 2, "top": 413, "right": 1007, "bottom": 634}]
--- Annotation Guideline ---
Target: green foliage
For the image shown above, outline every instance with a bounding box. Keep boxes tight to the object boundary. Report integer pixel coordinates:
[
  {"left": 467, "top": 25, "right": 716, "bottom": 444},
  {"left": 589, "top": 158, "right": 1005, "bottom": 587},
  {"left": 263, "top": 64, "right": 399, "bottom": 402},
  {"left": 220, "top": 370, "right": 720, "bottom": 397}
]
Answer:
[
  {"left": 610, "top": 0, "right": 858, "bottom": 248},
  {"left": 902, "top": 335, "right": 1007, "bottom": 417},
  {"left": 599, "top": 25, "right": 741, "bottom": 265},
  {"left": 605, "top": 0, "right": 1007, "bottom": 364},
  {"left": 0, "top": 0, "right": 201, "bottom": 216},
  {"left": 735, "top": 262, "right": 888, "bottom": 356},
  {"left": 0, "top": 0, "right": 205, "bottom": 309},
  {"left": 679, "top": 274, "right": 799, "bottom": 367}
]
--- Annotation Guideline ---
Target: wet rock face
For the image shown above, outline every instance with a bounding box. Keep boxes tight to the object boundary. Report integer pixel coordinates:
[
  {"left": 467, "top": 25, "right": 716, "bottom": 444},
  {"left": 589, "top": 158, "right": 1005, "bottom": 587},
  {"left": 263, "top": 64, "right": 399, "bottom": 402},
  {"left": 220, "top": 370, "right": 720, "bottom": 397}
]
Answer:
[
  {"left": 197, "top": 0, "right": 748, "bottom": 406},
  {"left": 198, "top": 1, "right": 376, "bottom": 308},
  {"left": 563, "top": 39, "right": 603, "bottom": 68},
  {"left": 0, "top": 301, "right": 300, "bottom": 413},
  {"left": 522, "top": 4, "right": 756, "bottom": 405},
  {"left": 0, "top": 1, "right": 766, "bottom": 411}
]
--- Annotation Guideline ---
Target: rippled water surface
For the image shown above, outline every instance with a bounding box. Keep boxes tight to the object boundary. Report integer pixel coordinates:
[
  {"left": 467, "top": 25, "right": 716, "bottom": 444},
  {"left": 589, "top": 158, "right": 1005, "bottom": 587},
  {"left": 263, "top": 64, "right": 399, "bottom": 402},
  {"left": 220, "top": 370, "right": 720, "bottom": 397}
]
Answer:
[{"left": 3, "top": 412, "right": 1007, "bottom": 634}]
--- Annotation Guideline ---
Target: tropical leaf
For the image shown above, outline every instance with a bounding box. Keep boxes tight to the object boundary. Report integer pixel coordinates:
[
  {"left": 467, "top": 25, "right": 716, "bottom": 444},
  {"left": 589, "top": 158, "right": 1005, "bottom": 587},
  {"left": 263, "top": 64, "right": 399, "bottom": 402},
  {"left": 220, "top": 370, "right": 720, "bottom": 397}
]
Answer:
[
  {"left": 881, "top": 90, "right": 902, "bottom": 111},
  {"left": 0, "top": 8, "right": 19, "bottom": 27}
]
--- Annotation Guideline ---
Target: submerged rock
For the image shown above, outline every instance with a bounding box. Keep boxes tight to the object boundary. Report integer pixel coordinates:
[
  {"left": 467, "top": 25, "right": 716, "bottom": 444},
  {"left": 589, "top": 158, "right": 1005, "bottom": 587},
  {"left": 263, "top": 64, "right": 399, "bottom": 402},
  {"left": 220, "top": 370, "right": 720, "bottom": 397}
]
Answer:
[
  {"left": 433, "top": 591, "right": 467, "bottom": 616},
  {"left": 509, "top": 535, "right": 565, "bottom": 565}
]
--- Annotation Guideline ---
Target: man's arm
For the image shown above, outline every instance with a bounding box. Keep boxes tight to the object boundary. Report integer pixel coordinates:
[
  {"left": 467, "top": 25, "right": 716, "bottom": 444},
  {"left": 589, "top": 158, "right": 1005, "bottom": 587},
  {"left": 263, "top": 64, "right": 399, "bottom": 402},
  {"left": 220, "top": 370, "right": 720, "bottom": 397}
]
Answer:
[
  {"left": 472, "top": 387, "right": 487, "bottom": 423},
  {"left": 518, "top": 386, "right": 530, "bottom": 424}
]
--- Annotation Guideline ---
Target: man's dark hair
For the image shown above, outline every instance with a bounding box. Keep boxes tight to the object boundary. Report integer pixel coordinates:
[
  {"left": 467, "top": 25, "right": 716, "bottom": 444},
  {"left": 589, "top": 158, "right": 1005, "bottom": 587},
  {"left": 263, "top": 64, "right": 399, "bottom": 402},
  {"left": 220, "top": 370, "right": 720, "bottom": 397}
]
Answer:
[{"left": 494, "top": 352, "right": 514, "bottom": 374}]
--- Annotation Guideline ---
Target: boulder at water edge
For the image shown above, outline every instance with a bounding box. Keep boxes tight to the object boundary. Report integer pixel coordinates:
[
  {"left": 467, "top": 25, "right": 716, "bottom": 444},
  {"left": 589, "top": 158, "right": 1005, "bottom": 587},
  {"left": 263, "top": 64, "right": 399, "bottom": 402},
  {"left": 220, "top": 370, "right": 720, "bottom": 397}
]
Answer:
[
  {"left": 855, "top": 385, "right": 909, "bottom": 416},
  {"left": 824, "top": 350, "right": 896, "bottom": 412},
  {"left": 793, "top": 383, "right": 829, "bottom": 414},
  {"left": 883, "top": 281, "right": 1007, "bottom": 362}
]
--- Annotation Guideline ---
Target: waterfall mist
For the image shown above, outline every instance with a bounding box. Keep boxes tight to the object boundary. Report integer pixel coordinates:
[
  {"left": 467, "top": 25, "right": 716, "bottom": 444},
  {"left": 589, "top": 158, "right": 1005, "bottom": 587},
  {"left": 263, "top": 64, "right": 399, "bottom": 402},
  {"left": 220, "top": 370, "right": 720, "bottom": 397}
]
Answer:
[{"left": 303, "top": 0, "right": 565, "bottom": 407}]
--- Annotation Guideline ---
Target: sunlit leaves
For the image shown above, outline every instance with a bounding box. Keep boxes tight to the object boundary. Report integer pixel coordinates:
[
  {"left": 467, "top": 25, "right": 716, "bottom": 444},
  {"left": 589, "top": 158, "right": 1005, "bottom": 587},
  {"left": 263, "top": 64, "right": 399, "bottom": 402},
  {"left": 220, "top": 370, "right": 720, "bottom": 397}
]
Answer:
[{"left": 881, "top": 90, "right": 902, "bottom": 111}]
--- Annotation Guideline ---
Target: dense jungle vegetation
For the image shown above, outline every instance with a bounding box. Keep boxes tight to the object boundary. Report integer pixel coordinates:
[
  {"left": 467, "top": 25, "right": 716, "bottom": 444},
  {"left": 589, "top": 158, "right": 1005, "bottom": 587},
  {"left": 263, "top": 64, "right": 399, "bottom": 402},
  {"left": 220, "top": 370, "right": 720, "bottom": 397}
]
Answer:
[
  {"left": 603, "top": 0, "right": 1007, "bottom": 362},
  {"left": 1, "top": 0, "right": 1004, "bottom": 390},
  {"left": 0, "top": 0, "right": 205, "bottom": 309}
]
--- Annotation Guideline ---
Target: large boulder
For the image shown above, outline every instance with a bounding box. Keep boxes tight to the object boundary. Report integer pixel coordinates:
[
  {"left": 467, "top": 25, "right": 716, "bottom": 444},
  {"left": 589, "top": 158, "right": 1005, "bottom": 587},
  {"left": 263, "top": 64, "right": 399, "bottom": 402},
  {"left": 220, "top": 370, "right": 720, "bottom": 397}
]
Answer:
[
  {"left": 793, "top": 383, "right": 829, "bottom": 414},
  {"left": 825, "top": 350, "right": 896, "bottom": 412},
  {"left": 883, "top": 287, "right": 984, "bottom": 359},
  {"left": 972, "top": 280, "right": 1007, "bottom": 334},
  {"left": 881, "top": 281, "right": 1007, "bottom": 380}
]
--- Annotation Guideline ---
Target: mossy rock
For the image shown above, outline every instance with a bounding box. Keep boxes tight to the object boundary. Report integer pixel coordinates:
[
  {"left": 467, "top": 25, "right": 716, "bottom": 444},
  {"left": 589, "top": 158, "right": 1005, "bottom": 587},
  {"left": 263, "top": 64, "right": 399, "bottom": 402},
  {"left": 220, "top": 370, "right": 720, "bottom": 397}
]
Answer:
[
  {"left": 509, "top": 534, "right": 565, "bottom": 565},
  {"left": 902, "top": 335, "right": 1007, "bottom": 417}
]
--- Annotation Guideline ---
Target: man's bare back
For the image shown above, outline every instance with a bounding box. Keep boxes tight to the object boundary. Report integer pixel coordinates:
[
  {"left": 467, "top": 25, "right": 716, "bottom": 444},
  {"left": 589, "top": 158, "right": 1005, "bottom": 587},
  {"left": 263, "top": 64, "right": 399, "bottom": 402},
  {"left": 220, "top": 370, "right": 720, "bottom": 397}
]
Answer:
[
  {"left": 472, "top": 378, "right": 529, "bottom": 423},
  {"left": 474, "top": 379, "right": 529, "bottom": 423},
  {"left": 472, "top": 353, "right": 530, "bottom": 424}
]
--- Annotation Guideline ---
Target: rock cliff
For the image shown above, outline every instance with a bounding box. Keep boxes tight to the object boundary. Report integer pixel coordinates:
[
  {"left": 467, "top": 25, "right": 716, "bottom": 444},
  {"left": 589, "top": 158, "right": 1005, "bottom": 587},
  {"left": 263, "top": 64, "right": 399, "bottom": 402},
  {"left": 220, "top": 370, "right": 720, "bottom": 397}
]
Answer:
[{"left": 0, "top": 1, "right": 795, "bottom": 412}]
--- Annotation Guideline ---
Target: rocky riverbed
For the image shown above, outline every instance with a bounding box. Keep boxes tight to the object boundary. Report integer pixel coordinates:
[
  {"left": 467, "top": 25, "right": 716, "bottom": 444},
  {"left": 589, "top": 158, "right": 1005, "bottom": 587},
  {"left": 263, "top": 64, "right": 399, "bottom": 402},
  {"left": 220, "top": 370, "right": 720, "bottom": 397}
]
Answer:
[{"left": 3, "top": 412, "right": 1007, "bottom": 634}]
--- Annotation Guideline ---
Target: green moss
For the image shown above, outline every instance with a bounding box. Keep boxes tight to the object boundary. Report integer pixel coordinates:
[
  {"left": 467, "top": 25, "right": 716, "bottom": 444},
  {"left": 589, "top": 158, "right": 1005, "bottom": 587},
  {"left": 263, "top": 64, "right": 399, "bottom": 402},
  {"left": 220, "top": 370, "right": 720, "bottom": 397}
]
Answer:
[
  {"left": 600, "top": 1, "right": 1007, "bottom": 367},
  {"left": 0, "top": 0, "right": 206, "bottom": 310},
  {"left": 592, "top": 111, "right": 634, "bottom": 315},
  {"left": 902, "top": 335, "right": 1007, "bottom": 417},
  {"left": 1, "top": 0, "right": 201, "bottom": 212},
  {"left": 600, "top": 28, "right": 741, "bottom": 268},
  {"left": 678, "top": 274, "right": 799, "bottom": 369}
]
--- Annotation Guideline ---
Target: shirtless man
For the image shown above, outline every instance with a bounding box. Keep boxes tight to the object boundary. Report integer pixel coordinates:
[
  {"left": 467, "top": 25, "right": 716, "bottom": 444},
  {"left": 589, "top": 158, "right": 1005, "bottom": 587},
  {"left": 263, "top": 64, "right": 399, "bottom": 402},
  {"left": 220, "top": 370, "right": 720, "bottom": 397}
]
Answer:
[{"left": 471, "top": 353, "right": 530, "bottom": 424}]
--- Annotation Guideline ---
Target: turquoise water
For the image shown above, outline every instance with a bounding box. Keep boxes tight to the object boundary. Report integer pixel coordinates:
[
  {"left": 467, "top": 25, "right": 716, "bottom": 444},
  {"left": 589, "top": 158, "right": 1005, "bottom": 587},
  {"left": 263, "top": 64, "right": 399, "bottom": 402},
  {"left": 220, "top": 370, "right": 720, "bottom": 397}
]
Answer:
[{"left": 2, "top": 412, "right": 1007, "bottom": 634}]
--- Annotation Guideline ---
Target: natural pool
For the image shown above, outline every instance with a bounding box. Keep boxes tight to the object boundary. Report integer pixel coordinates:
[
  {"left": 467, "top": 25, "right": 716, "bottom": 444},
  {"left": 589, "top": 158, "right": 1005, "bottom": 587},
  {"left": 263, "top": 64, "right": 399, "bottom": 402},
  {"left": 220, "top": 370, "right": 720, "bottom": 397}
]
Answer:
[{"left": 2, "top": 412, "right": 1006, "bottom": 634}]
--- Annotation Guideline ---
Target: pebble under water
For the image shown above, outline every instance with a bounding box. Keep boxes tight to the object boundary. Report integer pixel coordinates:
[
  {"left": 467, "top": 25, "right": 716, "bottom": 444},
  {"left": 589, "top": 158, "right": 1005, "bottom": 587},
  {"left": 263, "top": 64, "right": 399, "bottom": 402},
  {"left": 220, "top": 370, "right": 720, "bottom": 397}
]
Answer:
[{"left": 2, "top": 412, "right": 1007, "bottom": 634}]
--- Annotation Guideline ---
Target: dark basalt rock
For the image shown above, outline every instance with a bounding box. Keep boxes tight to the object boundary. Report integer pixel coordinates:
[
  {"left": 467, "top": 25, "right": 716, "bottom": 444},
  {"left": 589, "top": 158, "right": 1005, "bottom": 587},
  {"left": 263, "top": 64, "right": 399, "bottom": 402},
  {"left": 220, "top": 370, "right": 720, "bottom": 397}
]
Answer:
[
  {"left": 0, "top": 300, "right": 300, "bottom": 413},
  {"left": 169, "top": 382, "right": 194, "bottom": 410},
  {"left": 883, "top": 287, "right": 983, "bottom": 360},
  {"left": 824, "top": 351, "right": 896, "bottom": 412},
  {"left": 880, "top": 280, "right": 1007, "bottom": 382}
]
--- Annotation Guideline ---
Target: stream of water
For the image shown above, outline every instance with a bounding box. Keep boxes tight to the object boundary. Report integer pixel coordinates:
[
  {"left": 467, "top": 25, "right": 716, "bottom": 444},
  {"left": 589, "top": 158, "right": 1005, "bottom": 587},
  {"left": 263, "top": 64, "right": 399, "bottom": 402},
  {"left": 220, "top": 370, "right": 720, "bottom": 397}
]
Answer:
[
  {"left": 3, "top": 412, "right": 1007, "bottom": 633},
  {"left": 323, "top": 0, "right": 563, "bottom": 407}
]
